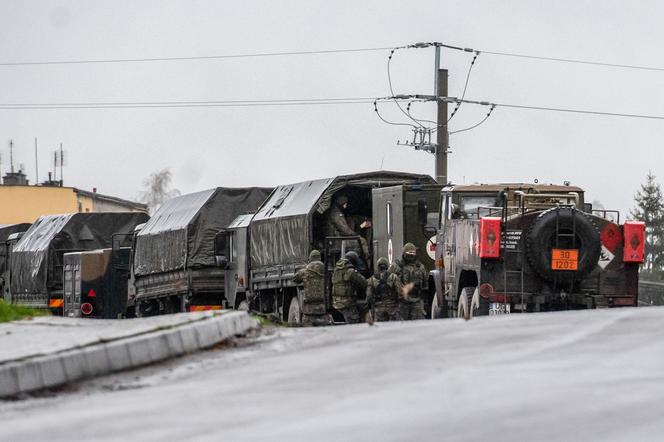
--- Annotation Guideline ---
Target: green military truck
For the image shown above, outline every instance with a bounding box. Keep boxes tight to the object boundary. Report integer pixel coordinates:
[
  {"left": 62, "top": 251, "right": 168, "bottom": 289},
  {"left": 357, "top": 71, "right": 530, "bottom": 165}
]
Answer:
[
  {"left": 213, "top": 171, "right": 439, "bottom": 324},
  {"left": 429, "top": 183, "right": 644, "bottom": 319}
]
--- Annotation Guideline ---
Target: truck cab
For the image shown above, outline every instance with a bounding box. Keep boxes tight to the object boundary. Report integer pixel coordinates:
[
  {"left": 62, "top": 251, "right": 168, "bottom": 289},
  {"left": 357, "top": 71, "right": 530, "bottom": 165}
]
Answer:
[{"left": 431, "top": 183, "right": 644, "bottom": 319}]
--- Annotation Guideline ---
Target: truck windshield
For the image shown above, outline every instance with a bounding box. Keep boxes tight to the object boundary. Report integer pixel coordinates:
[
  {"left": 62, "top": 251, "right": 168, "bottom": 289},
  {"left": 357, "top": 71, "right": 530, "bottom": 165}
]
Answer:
[{"left": 458, "top": 195, "right": 499, "bottom": 219}]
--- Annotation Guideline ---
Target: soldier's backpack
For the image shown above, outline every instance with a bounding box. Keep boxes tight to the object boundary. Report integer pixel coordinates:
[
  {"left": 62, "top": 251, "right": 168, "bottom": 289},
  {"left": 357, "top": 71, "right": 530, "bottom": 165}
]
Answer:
[
  {"left": 332, "top": 260, "right": 353, "bottom": 299},
  {"left": 374, "top": 271, "right": 390, "bottom": 301}
]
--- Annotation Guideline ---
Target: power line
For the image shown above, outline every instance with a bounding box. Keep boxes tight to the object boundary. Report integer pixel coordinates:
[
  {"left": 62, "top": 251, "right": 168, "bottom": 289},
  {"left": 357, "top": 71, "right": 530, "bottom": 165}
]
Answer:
[
  {"left": 481, "top": 49, "right": 664, "bottom": 72},
  {"left": 432, "top": 42, "right": 664, "bottom": 73},
  {"left": 0, "top": 97, "right": 382, "bottom": 109},
  {"left": 0, "top": 47, "right": 395, "bottom": 67},
  {"left": 377, "top": 95, "right": 664, "bottom": 122}
]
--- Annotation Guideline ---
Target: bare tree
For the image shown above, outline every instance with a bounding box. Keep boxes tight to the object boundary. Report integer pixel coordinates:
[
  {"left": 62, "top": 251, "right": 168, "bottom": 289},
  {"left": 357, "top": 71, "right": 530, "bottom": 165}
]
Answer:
[{"left": 139, "top": 168, "right": 180, "bottom": 213}]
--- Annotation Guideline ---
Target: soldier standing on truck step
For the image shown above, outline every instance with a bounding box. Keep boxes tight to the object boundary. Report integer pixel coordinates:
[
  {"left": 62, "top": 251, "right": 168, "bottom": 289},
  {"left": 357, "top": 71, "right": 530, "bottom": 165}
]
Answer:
[
  {"left": 390, "top": 243, "right": 427, "bottom": 320},
  {"left": 331, "top": 251, "right": 367, "bottom": 324},
  {"left": 366, "top": 257, "right": 402, "bottom": 322},
  {"left": 327, "top": 194, "right": 370, "bottom": 258},
  {"left": 293, "top": 250, "right": 331, "bottom": 326}
]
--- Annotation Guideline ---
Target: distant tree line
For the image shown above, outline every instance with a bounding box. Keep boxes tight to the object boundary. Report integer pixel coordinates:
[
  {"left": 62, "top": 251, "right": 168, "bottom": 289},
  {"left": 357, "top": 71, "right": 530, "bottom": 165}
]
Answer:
[{"left": 632, "top": 171, "right": 664, "bottom": 281}]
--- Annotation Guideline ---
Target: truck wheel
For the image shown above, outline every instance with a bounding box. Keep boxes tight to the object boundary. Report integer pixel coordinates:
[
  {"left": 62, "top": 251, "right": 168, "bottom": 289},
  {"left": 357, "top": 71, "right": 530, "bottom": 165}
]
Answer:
[
  {"left": 431, "top": 295, "right": 444, "bottom": 319},
  {"left": 287, "top": 297, "right": 302, "bottom": 326},
  {"left": 457, "top": 287, "right": 475, "bottom": 320}
]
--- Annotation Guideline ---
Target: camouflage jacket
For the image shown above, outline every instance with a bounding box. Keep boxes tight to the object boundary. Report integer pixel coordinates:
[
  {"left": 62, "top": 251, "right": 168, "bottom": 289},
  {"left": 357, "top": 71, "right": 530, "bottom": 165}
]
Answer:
[
  {"left": 331, "top": 258, "right": 367, "bottom": 309},
  {"left": 326, "top": 204, "right": 357, "bottom": 237},
  {"left": 389, "top": 258, "right": 427, "bottom": 302},
  {"left": 366, "top": 270, "right": 402, "bottom": 306},
  {"left": 293, "top": 260, "right": 325, "bottom": 305}
]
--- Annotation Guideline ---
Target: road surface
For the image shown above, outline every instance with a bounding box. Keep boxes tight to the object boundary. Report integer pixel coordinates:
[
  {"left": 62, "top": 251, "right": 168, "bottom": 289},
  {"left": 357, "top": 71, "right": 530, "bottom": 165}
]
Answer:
[{"left": 2, "top": 307, "right": 664, "bottom": 441}]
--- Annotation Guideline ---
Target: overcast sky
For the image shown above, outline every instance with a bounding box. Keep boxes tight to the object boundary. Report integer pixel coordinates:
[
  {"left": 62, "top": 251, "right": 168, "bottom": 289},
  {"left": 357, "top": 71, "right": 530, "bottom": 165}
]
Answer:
[{"left": 1, "top": 1, "right": 663, "bottom": 216}]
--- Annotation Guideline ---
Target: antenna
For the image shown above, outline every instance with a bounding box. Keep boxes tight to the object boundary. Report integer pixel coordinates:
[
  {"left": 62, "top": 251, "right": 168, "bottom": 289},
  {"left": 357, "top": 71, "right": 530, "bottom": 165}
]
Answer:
[
  {"left": 9, "top": 139, "right": 15, "bottom": 173},
  {"left": 34, "top": 138, "right": 39, "bottom": 184},
  {"left": 59, "top": 143, "right": 64, "bottom": 185},
  {"left": 53, "top": 150, "right": 57, "bottom": 181}
]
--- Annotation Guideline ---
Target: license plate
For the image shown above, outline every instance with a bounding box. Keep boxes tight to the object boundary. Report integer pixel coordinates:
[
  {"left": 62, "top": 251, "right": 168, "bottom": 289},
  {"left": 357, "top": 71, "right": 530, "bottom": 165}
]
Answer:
[
  {"left": 551, "top": 249, "right": 578, "bottom": 271},
  {"left": 489, "top": 303, "right": 510, "bottom": 315}
]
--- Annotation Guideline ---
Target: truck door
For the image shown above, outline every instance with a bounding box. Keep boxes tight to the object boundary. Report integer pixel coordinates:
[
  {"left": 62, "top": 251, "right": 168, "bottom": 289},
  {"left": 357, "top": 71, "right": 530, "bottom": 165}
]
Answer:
[
  {"left": 371, "top": 187, "right": 404, "bottom": 267},
  {"left": 215, "top": 229, "right": 241, "bottom": 309}
]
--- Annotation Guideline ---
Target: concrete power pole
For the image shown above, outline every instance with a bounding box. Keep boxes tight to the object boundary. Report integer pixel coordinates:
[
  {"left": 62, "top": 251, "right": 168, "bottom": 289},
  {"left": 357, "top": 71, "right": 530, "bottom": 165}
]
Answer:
[{"left": 434, "top": 46, "right": 449, "bottom": 184}]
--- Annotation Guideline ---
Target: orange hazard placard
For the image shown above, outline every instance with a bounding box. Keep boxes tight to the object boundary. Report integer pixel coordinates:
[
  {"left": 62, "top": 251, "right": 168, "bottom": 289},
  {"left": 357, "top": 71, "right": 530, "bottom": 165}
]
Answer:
[{"left": 551, "top": 249, "right": 578, "bottom": 271}]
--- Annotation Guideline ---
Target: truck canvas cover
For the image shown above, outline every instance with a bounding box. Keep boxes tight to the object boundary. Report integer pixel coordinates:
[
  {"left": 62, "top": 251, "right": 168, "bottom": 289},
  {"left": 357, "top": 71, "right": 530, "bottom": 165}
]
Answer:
[
  {"left": 250, "top": 171, "right": 435, "bottom": 267},
  {"left": 10, "top": 212, "right": 149, "bottom": 296},
  {"left": 134, "top": 187, "right": 272, "bottom": 276},
  {"left": 0, "top": 223, "right": 31, "bottom": 273}
]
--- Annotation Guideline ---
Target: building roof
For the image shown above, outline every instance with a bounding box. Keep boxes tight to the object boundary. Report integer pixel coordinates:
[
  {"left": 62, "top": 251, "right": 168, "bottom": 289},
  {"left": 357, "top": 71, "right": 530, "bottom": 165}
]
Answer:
[{"left": 73, "top": 188, "right": 148, "bottom": 211}]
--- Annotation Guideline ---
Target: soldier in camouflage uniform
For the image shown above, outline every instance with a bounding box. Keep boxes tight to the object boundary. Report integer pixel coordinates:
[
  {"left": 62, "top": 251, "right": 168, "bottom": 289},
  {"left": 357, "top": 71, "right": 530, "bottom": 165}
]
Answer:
[
  {"left": 326, "top": 194, "right": 370, "bottom": 258},
  {"left": 293, "top": 250, "right": 331, "bottom": 326},
  {"left": 389, "top": 242, "right": 428, "bottom": 320},
  {"left": 331, "top": 251, "right": 367, "bottom": 324},
  {"left": 366, "top": 257, "right": 402, "bottom": 322}
]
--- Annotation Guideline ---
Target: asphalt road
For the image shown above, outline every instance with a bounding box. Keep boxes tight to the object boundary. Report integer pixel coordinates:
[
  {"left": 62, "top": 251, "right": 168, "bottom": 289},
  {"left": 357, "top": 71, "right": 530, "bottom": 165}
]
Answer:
[{"left": 2, "top": 307, "right": 664, "bottom": 442}]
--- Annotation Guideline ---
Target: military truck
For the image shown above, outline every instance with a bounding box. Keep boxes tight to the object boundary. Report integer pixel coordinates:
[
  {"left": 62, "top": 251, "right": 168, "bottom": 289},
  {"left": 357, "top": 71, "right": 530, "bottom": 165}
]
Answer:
[
  {"left": 222, "top": 171, "right": 437, "bottom": 323},
  {"left": 62, "top": 247, "right": 131, "bottom": 318},
  {"left": 0, "top": 223, "right": 31, "bottom": 302},
  {"left": 9, "top": 212, "right": 149, "bottom": 312},
  {"left": 130, "top": 187, "right": 272, "bottom": 316},
  {"left": 429, "top": 184, "right": 644, "bottom": 319}
]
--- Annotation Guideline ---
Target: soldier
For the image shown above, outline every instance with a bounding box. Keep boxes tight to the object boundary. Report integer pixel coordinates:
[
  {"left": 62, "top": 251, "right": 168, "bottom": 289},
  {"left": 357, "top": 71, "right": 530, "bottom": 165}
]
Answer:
[
  {"left": 293, "top": 249, "right": 330, "bottom": 326},
  {"left": 366, "top": 257, "right": 402, "bottom": 322},
  {"left": 331, "top": 250, "right": 367, "bottom": 324},
  {"left": 327, "top": 194, "right": 370, "bottom": 258},
  {"left": 390, "top": 242, "right": 428, "bottom": 320}
]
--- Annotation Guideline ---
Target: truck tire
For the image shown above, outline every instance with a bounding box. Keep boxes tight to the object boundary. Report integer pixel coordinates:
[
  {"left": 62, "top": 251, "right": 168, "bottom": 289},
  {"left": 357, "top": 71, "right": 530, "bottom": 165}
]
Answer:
[
  {"left": 526, "top": 207, "right": 601, "bottom": 281},
  {"left": 457, "top": 286, "right": 475, "bottom": 320},
  {"left": 287, "top": 296, "right": 302, "bottom": 326}
]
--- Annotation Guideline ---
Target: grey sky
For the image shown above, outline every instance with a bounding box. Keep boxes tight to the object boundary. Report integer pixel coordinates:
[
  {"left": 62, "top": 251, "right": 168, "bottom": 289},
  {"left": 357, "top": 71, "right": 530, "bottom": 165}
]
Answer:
[{"left": 1, "top": 0, "right": 662, "bottom": 216}]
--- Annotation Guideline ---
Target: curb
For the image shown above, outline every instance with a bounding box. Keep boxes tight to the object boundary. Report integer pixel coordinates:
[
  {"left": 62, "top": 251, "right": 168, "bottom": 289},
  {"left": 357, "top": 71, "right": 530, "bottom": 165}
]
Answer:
[{"left": 0, "top": 311, "right": 257, "bottom": 398}]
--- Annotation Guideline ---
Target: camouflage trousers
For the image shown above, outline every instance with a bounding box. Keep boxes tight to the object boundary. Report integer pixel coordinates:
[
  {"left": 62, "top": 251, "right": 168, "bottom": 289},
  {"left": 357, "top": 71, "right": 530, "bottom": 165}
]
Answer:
[
  {"left": 400, "top": 299, "right": 425, "bottom": 320},
  {"left": 373, "top": 302, "right": 401, "bottom": 322},
  {"left": 337, "top": 305, "right": 360, "bottom": 324},
  {"left": 303, "top": 314, "right": 332, "bottom": 327}
]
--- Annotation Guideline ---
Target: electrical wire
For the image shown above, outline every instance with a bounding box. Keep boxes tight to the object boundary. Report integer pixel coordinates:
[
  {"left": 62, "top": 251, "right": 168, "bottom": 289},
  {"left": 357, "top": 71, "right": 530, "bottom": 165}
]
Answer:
[
  {"left": 435, "top": 42, "right": 664, "bottom": 73},
  {"left": 387, "top": 48, "right": 423, "bottom": 129},
  {"left": 373, "top": 100, "right": 417, "bottom": 128},
  {"left": 406, "top": 100, "right": 437, "bottom": 125},
  {"left": 450, "top": 104, "right": 496, "bottom": 135},
  {"left": 0, "top": 47, "right": 395, "bottom": 67},
  {"left": 0, "top": 97, "right": 381, "bottom": 109},
  {"left": 447, "top": 51, "right": 480, "bottom": 123}
]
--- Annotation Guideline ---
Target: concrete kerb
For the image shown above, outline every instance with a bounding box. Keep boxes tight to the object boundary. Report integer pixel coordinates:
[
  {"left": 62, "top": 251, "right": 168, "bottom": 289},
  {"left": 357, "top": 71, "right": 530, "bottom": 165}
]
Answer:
[{"left": 0, "top": 311, "right": 258, "bottom": 398}]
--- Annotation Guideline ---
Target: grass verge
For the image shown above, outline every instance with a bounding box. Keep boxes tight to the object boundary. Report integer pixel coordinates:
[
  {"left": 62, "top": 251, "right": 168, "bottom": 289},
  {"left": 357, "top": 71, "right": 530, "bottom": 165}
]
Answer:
[{"left": 0, "top": 300, "right": 48, "bottom": 323}]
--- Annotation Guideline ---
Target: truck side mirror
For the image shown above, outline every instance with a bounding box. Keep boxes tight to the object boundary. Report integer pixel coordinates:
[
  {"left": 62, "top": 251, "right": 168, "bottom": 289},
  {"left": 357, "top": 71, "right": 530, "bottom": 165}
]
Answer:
[
  {"left": 417, "top": 199, "right": 428, "bottom": 226},
  {"left": 214, "top": 231, "right": 229, "bottom": 269},
  {"left": 583, "top": 203, "right": 593, "bottom": 213}
]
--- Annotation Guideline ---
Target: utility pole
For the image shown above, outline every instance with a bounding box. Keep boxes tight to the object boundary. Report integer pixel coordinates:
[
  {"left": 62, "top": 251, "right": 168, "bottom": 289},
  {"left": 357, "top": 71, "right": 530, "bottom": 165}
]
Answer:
[{"left": 434, "top": 46, "right": 449, "bottom": 184}]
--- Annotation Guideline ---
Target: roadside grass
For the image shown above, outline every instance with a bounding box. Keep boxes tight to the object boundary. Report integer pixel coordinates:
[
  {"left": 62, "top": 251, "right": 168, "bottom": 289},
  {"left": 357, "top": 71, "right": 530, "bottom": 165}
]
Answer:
[
  {"left": 0, "top": 300, "right": 48, "bottom": 323},
  {"left": 252, "top": 314, "right": 283, "bottom": 328}
]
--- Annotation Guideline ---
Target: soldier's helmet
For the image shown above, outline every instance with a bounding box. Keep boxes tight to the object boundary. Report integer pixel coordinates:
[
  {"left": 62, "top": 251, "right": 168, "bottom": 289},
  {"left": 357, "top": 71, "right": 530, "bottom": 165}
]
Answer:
[
  {"left": 376, "top": 257, "right": 389, "bottom": 270},
  {"left": 402, "top": 242, "right": 417, "bottom": 263},
  {"left": 309, "top": 249, "right": 322, "bottom": 262},
  {"left": 344, "top": 250, "right": 360, "bottom": 267},
  {"left": 335, "top": 194, "right": 349, "bottom": 207}
]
